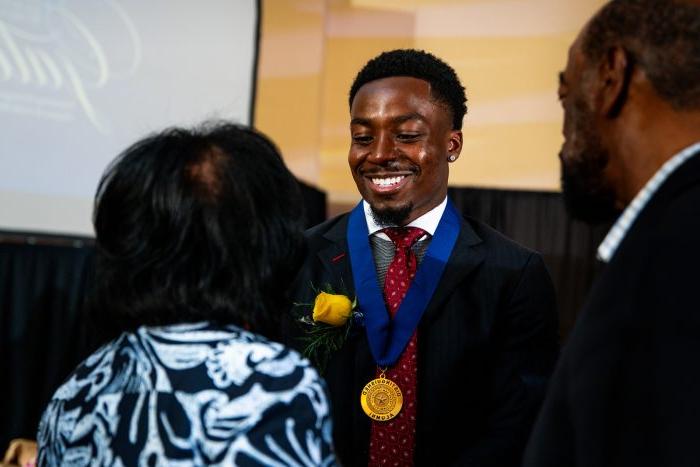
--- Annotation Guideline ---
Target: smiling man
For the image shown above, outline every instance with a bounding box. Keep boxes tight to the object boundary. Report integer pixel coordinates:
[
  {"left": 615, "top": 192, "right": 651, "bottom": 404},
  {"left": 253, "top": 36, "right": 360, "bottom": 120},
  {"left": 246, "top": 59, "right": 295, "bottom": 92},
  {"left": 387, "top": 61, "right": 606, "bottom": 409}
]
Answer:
[{"left": 292, "top": 49, "right": 559, "bottom": 466}]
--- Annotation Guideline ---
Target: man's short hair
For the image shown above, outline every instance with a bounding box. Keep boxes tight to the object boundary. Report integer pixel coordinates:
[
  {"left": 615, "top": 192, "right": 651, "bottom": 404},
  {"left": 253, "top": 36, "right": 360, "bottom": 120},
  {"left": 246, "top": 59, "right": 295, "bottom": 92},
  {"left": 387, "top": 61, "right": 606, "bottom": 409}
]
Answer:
[
  {"left": 91, "top": 122, "right": 305, "bottom": 341},
  {"left": 348, "top": 49, "right": 468, "bottom": 130},
  {"left": 582, "top": 0, "right": 700, "bottom": 110}
]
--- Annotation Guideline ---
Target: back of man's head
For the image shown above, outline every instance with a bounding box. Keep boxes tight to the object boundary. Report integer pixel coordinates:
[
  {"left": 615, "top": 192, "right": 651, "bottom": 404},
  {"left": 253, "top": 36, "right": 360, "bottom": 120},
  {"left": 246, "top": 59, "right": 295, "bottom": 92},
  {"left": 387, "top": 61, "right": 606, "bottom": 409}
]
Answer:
[
  {"left": 348, "top": 48, "right": 468, "bottom": 130},
  {"left": 91, "top": 122, "right": 305, "bottom": 341},
  {"left": 583, "top": 0, "right": 700, "bottom": 110}
]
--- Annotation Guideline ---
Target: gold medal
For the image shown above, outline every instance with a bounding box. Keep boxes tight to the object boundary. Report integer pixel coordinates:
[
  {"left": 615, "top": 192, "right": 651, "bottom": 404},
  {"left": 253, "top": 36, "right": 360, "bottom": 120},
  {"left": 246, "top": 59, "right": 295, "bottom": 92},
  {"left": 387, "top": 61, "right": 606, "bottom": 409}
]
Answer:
[{"left": 360, "top": 368, "right": 403, "bottom": 421}]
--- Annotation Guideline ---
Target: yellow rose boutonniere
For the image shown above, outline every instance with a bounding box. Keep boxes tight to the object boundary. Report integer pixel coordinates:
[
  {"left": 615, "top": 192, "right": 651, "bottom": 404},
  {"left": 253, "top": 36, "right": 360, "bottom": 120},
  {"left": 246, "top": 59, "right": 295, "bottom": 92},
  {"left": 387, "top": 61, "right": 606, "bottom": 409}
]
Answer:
[
  {"left": 294, "top": 285, "right": 362, "bottom": 372},
  {"left": 312, "top": 292, "right": 353, "bottom": 326}
]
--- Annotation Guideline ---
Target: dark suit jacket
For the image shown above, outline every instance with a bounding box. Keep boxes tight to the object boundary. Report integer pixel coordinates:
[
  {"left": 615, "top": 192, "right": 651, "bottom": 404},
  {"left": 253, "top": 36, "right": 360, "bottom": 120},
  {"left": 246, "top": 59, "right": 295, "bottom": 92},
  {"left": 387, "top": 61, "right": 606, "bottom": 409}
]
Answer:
[
  {"left": 291, "top": 208, "right": 559, "bottom": 466},
  {"left": 523, "top": 153, "right": 700, "bottom": 467}
]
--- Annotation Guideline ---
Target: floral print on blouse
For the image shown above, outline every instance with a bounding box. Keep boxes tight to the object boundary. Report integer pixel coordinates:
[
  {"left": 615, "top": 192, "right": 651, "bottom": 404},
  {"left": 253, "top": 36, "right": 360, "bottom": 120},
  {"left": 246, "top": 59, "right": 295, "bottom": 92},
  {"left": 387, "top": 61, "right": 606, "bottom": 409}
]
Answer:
[{"left": 37, "top": 322, "right": 336, "bottom": 466}]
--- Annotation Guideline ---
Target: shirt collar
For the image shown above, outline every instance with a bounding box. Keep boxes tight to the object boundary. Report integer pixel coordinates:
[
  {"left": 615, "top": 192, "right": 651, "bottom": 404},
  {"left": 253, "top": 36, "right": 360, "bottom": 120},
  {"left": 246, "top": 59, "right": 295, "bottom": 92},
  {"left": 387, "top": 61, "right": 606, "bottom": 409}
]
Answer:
[
  {"left": 363, "top": 196, "right": 448, "bottom": 239},
  {"left": 597, "top": 141, "right": 700, "bottom": 263}
]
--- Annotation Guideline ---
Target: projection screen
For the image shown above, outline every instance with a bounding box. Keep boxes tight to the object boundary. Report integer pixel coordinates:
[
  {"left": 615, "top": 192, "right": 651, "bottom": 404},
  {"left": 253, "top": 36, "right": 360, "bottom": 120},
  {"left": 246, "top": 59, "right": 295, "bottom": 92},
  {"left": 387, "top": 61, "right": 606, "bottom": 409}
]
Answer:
[{"left": 0, "top": 0, "right": 258, "bottom": 236}]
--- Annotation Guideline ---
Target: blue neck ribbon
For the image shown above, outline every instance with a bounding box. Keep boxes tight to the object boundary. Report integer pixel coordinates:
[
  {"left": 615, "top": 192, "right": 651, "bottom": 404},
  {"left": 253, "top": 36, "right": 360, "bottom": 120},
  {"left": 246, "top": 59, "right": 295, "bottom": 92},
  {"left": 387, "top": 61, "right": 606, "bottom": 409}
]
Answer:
[{"left": 347, "top": 199, "right": 461, "bottom": 367}]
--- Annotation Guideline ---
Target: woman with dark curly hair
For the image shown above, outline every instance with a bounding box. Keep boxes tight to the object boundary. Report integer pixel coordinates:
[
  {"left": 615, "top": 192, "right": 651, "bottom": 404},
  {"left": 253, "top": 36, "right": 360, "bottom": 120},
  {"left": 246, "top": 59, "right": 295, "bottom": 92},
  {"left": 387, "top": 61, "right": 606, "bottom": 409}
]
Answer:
[{"left": 36, "top": 122, "right": 336, "bottom": 466}]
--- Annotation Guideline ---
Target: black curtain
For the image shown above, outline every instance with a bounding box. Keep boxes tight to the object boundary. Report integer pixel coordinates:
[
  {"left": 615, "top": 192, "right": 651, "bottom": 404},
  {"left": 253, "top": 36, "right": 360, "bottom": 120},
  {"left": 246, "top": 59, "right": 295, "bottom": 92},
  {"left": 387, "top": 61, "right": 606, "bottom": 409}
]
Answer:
[
  {"left": 449, "top": 187, "right": 611, "bottom": 341},
  {"left": 0, "top": 240, "right": 97, "bottom": 450},
  {"left": 299, "top": 181, "right": 327, "bottom": 228}
]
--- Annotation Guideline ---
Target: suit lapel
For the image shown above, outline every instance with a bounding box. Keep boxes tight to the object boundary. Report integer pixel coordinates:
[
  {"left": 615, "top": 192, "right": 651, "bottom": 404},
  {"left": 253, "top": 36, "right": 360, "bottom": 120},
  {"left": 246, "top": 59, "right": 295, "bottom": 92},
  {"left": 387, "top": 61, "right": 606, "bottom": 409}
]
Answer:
[
  {"left": 316, "top": 214, "right": 375, "bottom": 450},
  {"left": 316, "top": 214, "right": 356, "bottom": 294},
  {"left": 421, "top": 216, "right": 485, "bottom": 325}
]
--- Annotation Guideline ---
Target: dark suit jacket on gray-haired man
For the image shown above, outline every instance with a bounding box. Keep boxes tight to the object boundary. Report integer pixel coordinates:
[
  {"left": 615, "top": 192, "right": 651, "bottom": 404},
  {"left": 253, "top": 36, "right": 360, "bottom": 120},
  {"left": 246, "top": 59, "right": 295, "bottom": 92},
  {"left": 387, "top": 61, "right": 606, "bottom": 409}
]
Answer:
[
  {"left": 292, "top": 48, "right": 559, "bottom": 467},
  {"left": 524, "top": 1, "right": 700, "bottom": 466}
]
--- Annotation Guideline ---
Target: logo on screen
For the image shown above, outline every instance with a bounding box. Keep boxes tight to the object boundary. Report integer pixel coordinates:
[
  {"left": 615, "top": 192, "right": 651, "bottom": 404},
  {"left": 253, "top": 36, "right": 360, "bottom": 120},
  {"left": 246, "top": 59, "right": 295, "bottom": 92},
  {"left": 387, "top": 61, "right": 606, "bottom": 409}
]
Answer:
[{"left": 0, "top": 0, "right": 142, "bottom": 133}]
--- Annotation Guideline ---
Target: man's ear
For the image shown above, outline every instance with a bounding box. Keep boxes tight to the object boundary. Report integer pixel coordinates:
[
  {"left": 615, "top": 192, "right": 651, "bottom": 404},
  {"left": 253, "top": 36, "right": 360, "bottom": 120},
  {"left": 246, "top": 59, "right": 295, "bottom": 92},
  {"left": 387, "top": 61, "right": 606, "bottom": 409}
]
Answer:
[
  {"left": 596, "top": 46, "right": 634, "bottom": 118},
  {"left": 447, "top": 130, "right": 463, "bottom": 161}
]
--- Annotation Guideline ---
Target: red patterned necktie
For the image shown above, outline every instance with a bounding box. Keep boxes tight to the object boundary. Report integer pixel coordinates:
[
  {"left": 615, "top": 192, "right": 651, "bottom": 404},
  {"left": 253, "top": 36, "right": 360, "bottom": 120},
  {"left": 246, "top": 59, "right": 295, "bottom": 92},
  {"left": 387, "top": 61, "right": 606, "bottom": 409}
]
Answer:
[{"left": 368, "top": 226, "right": 426, "bottom": 467}]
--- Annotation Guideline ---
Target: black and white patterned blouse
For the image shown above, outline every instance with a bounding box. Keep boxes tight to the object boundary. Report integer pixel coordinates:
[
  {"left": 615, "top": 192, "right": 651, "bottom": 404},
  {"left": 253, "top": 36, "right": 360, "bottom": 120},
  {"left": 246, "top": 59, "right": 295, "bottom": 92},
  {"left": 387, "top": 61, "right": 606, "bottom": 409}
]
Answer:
[{"left": 37, "top": 322, "right": 336, "bottom": 466}]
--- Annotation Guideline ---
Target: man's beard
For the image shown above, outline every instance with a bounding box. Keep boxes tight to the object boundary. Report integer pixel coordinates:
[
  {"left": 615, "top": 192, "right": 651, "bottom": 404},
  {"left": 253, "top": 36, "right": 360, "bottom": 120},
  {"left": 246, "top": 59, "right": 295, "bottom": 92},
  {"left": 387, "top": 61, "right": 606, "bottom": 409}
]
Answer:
[
  {"left": 370, "top": 203, "right": 413, "bottom": 227},
  {"left": 560, "top": 99, "right": 620, "bottom": 224}
]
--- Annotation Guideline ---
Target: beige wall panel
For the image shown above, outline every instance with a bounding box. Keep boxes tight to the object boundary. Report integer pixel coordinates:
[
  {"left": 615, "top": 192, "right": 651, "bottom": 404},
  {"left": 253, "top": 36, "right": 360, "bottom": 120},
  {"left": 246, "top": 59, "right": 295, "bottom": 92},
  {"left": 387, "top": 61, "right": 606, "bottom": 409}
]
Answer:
[
  {"left": 324, "top": 3, "right": 415, "bottom": 38},
  {"left": 257, "top": 77, "right": 324, "bottom": 145},
  {"left": 262, "top": 0, "right": 326, "bottom": 31},
  {"left": 412, "top": 1, "right": 604, "bottom": 37},
  {"left": 256, "top": 75, "right": 324, "bottom": 182},
  {"left": 255, "top": 0, "right": 326, "bottom": 186},
  {"left": 418, "top": 37, "right": 571, "bottom": 101},
  {"left": 459, "top": 123, "right": 562, "bottom": 188}
]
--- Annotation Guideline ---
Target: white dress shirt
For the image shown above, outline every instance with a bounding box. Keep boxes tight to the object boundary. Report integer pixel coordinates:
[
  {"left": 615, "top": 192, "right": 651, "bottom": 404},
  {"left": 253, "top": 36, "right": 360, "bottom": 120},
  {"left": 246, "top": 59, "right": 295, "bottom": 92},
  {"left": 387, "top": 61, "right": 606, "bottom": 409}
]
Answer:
[{"left": 363, "top": 196, "right": 448, "bottom": 241}]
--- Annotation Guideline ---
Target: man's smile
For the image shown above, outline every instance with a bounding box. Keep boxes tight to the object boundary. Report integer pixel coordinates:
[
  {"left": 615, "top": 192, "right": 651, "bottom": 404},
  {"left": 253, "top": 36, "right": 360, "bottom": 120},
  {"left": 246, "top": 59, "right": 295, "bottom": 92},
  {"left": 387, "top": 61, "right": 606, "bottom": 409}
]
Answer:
[{"left": 363, "top": 172, "right": 413, "bottom": 194}]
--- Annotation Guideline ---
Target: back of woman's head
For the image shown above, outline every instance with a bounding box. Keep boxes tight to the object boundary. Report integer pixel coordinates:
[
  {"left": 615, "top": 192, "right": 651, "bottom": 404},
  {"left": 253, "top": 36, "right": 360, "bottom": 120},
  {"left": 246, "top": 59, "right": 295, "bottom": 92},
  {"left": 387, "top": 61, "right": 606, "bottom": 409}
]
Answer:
[{"left": 91, "top": 122, "right": 305, "bottom": 340}]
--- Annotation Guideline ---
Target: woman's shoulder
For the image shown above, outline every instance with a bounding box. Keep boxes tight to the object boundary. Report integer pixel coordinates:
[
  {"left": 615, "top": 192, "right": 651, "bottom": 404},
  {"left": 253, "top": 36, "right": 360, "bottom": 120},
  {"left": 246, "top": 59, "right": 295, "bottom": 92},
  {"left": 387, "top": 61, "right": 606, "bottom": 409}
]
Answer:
[
  {"left": 51, "top": 322, "right": 318, "bottom": 401},
  {"left": 194, "top": 323, "right": 323, "bottom": 393},
  {"left": 38, "top": 322, "right": 333, "bottom": 466}
]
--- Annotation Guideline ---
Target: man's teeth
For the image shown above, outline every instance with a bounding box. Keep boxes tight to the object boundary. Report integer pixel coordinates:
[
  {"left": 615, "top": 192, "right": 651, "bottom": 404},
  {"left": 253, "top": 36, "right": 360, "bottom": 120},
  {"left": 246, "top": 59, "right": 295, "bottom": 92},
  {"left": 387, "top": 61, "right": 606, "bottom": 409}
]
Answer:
[{"left": 371, "top": 176, "right": 405, "bottom": 187}]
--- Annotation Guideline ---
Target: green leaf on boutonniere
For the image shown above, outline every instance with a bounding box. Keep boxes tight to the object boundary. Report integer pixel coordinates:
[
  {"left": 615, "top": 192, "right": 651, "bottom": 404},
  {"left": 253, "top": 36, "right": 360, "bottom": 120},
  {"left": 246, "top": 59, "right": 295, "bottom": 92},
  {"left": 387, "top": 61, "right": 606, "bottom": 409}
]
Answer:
[{"left": 294, "top": 282, "right": 360, "bottom": 372}]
